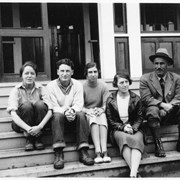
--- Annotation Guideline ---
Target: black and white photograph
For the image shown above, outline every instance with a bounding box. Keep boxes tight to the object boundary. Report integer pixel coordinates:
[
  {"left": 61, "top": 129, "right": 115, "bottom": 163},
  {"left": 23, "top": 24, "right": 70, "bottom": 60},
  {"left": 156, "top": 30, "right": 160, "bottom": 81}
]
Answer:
[{"left": 0, "top": 0, "right": 180, "bottom": 178}]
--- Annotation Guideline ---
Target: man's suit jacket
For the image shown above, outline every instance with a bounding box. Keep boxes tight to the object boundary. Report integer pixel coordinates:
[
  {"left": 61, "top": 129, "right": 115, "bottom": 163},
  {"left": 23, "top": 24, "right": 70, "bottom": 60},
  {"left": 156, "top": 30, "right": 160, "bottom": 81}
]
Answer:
[{"left": 140, "top": 71, "right": 180, "bottom": 107}]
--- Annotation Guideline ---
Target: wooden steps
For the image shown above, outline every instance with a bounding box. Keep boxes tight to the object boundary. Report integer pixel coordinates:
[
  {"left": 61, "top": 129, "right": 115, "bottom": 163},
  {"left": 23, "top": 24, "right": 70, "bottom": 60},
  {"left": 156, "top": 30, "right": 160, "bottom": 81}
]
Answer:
[
  {"left": 0, "top": 117, "right": 12, "bottom": 132},
  {"left": 0, "top": 129, "right": 179, "bottom": 177},
  {"left": 1, "top": 151, "right": 180, "bottom": 177},
  {"left": 0, "top": 106, "right": 9, "bottom": 117},
  {"left": 0, "top": 81, "right": 180, "bottom": 177},
  {"left": 0, "top": 144, "right": 120, "bottom": 171}
]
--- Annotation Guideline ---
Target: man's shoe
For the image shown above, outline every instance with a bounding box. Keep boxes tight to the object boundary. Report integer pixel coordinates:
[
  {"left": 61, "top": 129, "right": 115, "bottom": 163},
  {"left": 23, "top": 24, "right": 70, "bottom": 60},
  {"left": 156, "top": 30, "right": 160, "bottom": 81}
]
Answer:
[
  {"left": 79, "top": 148, "right": 94, "bottom": 166},
  {"left": 35, "top": 137, "right": 45, "bottom": 150},
  {"left": 176, "top": 139, "right": 180, "bottom": 152},
  {"left": 136, "top": 172, "right": 142, "bottom": 178},
  {"left": 54, "top": 150, "right": 64, "bottom": 169},
  {"left": 25, "top": 137, "right": 34, "bottom": 151},
  {"left": 154, "top": 138, "right": 166, "bottom": 157}
]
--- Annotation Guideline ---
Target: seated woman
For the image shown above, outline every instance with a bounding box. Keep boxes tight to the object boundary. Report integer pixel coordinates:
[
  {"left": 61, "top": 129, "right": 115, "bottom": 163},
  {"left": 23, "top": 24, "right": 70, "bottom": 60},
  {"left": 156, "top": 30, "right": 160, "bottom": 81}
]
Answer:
[
  {"left": 106, "top": 72, "right": 144, "bottom": 177},
  {"left": 83, "top": 62, "right": 111, "bottom": 163},
  {"left": 7, "top": 61, "right": 52, "bottom": 151}
]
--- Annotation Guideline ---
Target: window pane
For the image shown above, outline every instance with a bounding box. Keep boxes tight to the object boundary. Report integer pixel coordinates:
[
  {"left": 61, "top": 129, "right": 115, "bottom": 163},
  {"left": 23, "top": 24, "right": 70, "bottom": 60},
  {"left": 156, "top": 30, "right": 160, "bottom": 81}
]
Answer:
[
  {"left": 0, "top": 3, "right": 13, "bottom": 27},
  {"left": 115, "top": 37, "right": 129, "bottom": 73},
  {"left": 0, "top": 3, "right": 42, "bottom": 28},
  {"left": 21, "top": 37, "right": 44, "bottom": 72},
  {"left": 140, "top": 4, "right": 180, "bottom": 32},
  {"left": 114, "top": 3, "right": 127, "bottom": 33},
  {"left": 2, "top": 37, "right": 14, "bottom": 73},
  {"left": 2, "top": 37, "right": 44, "bottom": 74},
  {"left": 141, "top": 37, "right": 180, "bottom": 74},
  {"left": 19, "top": 3, "right": 42, "bottom": 28}
]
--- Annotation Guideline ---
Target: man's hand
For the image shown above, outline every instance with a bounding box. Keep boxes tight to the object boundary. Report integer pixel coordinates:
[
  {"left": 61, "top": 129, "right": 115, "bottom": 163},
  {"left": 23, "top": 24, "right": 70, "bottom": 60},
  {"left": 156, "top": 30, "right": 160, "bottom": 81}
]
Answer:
[
  {"left": 159, "top": 109, "right": 167, "bottom": 117},
  {"left": 160, "top": 102, "right": 173, "bottom": 112},
  {"left": 65, "top": 108, "right": 76, "bottom": 122}
]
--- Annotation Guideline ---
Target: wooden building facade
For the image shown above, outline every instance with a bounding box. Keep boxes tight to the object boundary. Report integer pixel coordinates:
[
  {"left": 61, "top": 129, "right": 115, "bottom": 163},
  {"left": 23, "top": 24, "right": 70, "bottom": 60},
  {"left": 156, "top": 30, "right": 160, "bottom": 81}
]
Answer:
[{"left": 0, "top": 1, "right": 180, "bottom": 82}]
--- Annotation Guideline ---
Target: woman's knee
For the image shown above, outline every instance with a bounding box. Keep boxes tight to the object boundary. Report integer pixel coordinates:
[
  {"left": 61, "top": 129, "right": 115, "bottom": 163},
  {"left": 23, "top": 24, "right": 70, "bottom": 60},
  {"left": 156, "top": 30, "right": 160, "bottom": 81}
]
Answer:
[
  {"left": 34, "top": 101, "right": 47, "bottom": 111},
  {"left": 19, "top": 101, "right": 33, "bottom": 112},
  {"left": 11, "top": 121, "right": 22, "bottom": 133}
]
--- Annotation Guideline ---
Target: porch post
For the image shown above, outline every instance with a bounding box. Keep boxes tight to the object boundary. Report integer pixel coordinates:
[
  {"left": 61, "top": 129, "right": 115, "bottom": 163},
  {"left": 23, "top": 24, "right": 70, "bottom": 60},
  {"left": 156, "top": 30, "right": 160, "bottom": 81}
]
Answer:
[
  {"left": 126, "top": 2, "right": 142, "bottom": 78},
  {"left": 41, "top": 3, "right": 51, "bottom": 79},
  {"left": 98, "top": 3, "right": 116, "bottom": 79},
  {"left": 83, "top": 4, "right": 92, "bottom": 63}
]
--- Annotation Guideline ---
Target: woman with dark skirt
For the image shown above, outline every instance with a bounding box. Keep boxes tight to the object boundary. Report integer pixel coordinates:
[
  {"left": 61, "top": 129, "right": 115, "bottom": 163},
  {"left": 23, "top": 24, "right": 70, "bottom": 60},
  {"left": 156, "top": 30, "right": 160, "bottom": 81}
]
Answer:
[{"left": 106, "top": 72, "right": 144, "bottom": 178}]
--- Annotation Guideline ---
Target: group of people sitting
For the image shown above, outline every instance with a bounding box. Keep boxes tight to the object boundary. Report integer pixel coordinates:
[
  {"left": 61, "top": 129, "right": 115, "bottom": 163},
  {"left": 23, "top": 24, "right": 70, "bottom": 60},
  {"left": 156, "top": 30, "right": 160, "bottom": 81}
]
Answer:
[{"left": 7, "top": 48, "right": 180, "bottom": 178}]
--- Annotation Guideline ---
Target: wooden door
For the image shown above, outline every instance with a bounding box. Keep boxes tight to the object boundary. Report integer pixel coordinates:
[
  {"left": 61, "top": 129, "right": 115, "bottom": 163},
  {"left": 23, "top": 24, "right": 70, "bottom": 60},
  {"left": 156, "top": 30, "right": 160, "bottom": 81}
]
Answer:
[{"left": 50, "top": 27, "right": 85, "bottom": 80}]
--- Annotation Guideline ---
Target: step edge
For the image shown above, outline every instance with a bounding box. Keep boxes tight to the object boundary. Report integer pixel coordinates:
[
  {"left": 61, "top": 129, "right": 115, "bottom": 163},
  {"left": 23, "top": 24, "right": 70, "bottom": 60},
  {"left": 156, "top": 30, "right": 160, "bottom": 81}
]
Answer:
[
  {"left": 0, "top": 117, "right": 12, "bottom": 122},
  {"left": 1, "top": 151, "right": 180, "bottom": 177},
  {"left": 0, "top": 130, "right": 178, "bottom": 139},
  {"left": 0, "top": 144, "right": 112, "bottom": 159}
]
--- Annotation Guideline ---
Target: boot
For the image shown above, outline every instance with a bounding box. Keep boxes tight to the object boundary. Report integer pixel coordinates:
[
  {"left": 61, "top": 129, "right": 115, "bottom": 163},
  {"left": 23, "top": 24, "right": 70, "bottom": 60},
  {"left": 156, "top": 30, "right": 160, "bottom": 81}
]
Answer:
[
  {"left": 34, "top": 136, "right": 44, "bottom": 150},
  {"left": 25, "top": 136, "right": 34, "bottom": 151},
  {"left": 54, "top": 149, "right": 64, "bottom": 169},
  {"left": 154, "top": 138, "right": 166, "bottom": 157},
  {"left": 79, "top": 147, "right": 94, "bottom": 166},
  {"left": 149, "top": 126, "right": 166, "bottom": 157}
]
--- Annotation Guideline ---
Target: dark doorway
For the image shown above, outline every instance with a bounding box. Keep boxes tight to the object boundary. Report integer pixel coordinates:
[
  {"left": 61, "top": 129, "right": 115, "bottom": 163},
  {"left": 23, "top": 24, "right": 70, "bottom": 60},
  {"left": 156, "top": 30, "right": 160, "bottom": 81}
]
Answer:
[
  {"left": 48, "top": 3, "right": 100, "bottom": 80},
  {"left": 48, "top": 3, "right": 85, "bottom": 80}
]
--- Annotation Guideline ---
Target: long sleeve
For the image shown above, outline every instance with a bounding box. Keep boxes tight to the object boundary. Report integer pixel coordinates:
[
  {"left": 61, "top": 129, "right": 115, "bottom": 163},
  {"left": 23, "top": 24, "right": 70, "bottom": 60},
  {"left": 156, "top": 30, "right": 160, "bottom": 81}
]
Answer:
[
  {"left": 131, "top": 98, "right": 144, "bottom": 132},
  {"left": 140, "top": 75, "right": 161, "bottom": 106},
  {"left": 46, "top": 81, "right": 66, "bottom": 113},
  {"left": 106, "top": 93, "right": 126, "bottom": 132},
  {"left": 169, "top": 75, "right": 180, "bottom": 105},
  {"left": 71, "top": 81, "right": 84, "bottom": 112},
  {"left": 47, "top": 79, "right": 84, "bottom": 113}
]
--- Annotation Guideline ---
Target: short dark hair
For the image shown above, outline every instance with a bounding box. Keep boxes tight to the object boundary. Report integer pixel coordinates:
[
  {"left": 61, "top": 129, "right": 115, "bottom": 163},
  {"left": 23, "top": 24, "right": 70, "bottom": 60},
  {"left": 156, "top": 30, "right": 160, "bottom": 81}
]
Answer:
[
  {"left": 113, "top": 71, "right": 132, "bottom": 87},
  {"left": 84, "top": 62, "right": 99, "bottom": 76},
  {"left": 56, "top": 58, "right": 74, "bottom": 70},
  {"left": 19, "top": 61, "right": 38, "bottom": 77}
]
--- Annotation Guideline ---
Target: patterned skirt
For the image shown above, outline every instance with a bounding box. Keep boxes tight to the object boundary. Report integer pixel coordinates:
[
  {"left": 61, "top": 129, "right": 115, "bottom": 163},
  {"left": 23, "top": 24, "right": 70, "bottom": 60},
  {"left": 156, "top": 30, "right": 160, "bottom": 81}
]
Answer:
[{"left": 86, "top": 113, "right": 108, "bottom": 128}]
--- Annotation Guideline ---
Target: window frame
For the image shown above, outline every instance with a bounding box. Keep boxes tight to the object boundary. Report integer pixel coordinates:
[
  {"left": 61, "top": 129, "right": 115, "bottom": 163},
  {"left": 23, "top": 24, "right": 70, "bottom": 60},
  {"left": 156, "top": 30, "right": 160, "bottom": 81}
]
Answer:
[{"left": 0, "top": 3, "right": 51, "bottom": 82}]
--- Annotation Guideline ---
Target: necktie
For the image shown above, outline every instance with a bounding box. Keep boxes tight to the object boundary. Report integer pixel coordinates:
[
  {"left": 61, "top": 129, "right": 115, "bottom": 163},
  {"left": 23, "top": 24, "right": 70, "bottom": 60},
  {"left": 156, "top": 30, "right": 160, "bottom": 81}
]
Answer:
[{"left": 159, "top": 78, "right": 165, "bottom": 102}]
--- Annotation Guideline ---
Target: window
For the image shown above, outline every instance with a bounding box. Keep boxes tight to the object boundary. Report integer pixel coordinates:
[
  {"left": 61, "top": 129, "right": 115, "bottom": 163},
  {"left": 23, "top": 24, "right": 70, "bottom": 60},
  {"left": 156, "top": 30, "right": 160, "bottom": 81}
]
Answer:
[
  {"left": 2, "top": 37, "right": 44, "bottom": 74},
  {"left": 0, "top": 3, "right": 51, "bottom": 82},
  {"left": 114, "top": 3, "right": 127, "bottom": 33},
  {"left": 140, "top": 3, "right": 180, "bottom": 74},
  {"left": 0, "top": 3, "right": 42, "bottom": 29},
  {"left": 141, "top": 37, "right": 180, "bottom": 74},
  {"left": 115, "top": 38, "right": 129, "bottom": 73},
  {"left": 141, "top": 4, "right": 180, "bottom": 32},
  {"left": 113, "top": 3, "right": 129, "bottom": 74}
]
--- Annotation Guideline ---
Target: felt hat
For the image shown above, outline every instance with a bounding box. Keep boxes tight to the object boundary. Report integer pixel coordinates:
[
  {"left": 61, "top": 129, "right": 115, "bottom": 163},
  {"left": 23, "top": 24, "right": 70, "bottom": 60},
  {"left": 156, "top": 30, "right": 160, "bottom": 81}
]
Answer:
[{"left": 149, "top": 48, "right": 173, "bottom": 65}]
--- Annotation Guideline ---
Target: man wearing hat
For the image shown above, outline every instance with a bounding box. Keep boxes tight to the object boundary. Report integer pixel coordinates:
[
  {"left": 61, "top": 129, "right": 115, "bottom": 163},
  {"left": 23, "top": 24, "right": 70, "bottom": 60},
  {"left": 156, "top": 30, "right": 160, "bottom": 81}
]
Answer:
[{"left": 140, "top": 48, "right": 180, "bottom": 157}]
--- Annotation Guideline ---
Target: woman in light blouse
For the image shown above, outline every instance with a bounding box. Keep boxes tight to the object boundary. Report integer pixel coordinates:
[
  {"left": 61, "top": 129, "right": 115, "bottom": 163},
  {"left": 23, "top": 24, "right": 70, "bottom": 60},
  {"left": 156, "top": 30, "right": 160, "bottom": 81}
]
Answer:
[
  {"left": 106, "top": 72, "right": 144, "bottom": 177},
  {"left": 7, "top": 61, "right": 52, "bottom": 151}
]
